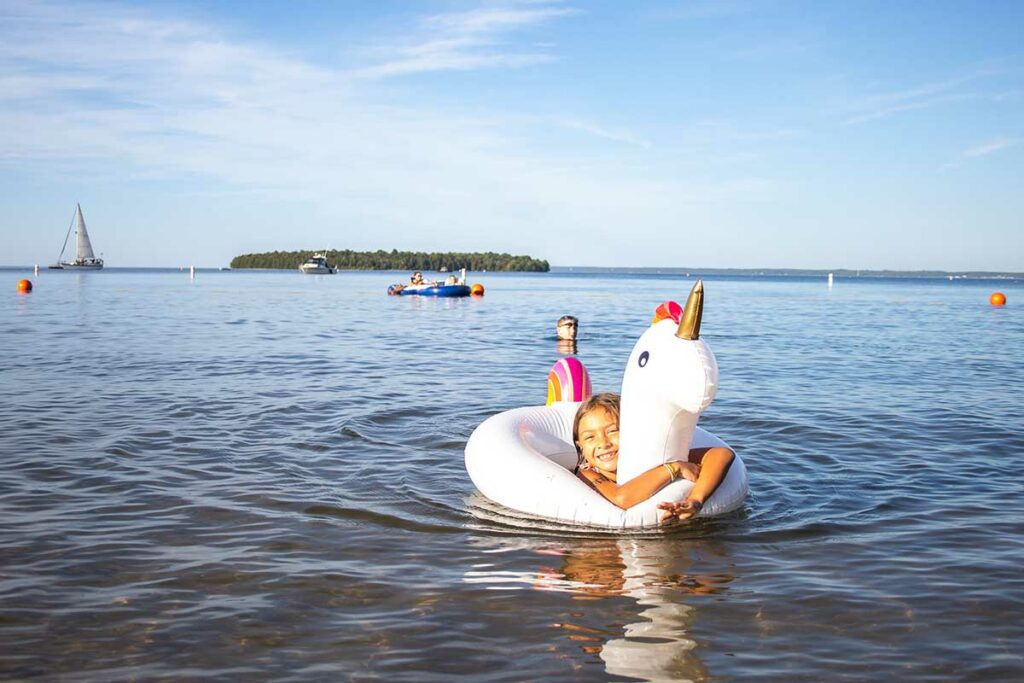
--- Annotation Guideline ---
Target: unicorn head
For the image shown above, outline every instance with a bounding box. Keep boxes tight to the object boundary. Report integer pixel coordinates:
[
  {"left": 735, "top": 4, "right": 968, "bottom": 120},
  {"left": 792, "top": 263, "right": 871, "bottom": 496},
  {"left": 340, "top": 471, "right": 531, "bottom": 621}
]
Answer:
[{"left": 615, "top": 281, "right": 719, "bottom": 483}]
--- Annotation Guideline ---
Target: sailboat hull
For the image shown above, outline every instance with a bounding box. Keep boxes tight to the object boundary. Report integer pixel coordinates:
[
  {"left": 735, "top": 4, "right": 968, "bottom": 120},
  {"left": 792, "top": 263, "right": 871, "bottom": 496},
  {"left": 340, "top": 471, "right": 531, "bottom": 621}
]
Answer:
[{"left": 59, "top": 261, "right": 104, "bottom": 270}]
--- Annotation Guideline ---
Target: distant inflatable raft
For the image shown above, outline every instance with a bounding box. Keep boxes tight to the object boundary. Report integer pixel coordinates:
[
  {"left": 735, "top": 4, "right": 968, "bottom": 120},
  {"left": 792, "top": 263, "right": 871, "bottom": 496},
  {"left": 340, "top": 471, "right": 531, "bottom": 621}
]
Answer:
[{"left": 388, "top": 283, "right": 471, "bottom": 297}]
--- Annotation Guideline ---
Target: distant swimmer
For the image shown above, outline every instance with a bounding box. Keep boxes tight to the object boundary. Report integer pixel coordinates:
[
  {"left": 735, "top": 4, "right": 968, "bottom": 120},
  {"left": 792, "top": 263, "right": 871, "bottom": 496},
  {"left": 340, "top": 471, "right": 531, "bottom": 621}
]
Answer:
[
  {"left": 557, "top": 315, "right": 578, "bottom": 341},
  {"left": 556, "top": 315, "right": 578, "bottom": 354}
]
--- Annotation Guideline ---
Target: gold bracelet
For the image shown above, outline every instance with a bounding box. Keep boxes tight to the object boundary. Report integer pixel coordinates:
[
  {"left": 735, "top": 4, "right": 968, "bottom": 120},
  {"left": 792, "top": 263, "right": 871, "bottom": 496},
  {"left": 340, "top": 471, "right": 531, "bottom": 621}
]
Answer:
[{"left": 663, "top": 462, "right": 676, "bottom": 482}]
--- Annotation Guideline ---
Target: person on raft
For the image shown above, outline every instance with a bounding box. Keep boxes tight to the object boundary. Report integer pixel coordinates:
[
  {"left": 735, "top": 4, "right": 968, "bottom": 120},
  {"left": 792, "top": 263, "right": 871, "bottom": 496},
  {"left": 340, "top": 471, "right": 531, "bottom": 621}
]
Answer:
[
  {"left": 573, "top": 392, "right": 735, "bottom": 523},
  {"left": 410, "top": 271, "right": 438, "bottom": 286}
]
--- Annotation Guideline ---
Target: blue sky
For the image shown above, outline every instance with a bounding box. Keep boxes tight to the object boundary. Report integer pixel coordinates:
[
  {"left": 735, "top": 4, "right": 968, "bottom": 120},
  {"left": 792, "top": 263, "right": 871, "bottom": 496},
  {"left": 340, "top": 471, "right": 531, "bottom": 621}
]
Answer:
[{"left": 1, "top": 0, "right": 1021, "bottom": 269}]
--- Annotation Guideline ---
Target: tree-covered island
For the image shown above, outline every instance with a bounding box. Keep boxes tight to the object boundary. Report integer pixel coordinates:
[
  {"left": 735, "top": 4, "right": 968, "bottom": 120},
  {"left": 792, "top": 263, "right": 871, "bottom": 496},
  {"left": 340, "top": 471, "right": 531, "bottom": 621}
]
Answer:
[{"left": 230, "top": 249, "right": 549, "bottom": 272}]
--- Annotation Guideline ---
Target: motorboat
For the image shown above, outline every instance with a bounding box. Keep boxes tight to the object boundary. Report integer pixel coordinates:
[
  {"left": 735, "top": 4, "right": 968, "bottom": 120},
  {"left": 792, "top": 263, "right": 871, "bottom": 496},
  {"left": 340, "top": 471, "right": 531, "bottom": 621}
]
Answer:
[{"left": 299, "top": 253, "right": 336, "bottom": 274}]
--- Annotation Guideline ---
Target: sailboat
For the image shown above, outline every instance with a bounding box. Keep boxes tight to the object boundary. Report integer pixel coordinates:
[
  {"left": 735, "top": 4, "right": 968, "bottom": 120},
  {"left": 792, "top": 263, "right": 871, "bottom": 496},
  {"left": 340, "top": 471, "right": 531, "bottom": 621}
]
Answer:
[{"left": 49, "top": 203, "right": 104, "bottom": 270}]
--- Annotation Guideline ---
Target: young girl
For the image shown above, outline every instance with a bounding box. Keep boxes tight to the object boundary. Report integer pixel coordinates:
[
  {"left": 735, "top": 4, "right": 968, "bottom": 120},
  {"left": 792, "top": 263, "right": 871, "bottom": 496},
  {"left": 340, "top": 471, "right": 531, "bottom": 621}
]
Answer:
[{"left": 573, "top": 393, "right": 735, "bottom": 523}]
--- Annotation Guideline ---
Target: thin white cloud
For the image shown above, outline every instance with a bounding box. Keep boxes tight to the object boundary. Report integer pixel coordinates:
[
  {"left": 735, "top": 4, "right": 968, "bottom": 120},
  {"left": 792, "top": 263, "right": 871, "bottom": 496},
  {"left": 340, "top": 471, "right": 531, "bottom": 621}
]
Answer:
[
  {"left": 939, "top": 137, "right": 1019, "bottom": 170},
  {"left": 426, "top": 4, "right": 578, "bottom": 35},
  {"left": 683, "top": 120, "right": 801, "bottom": 143},
  {"left": 841, "top": 68, "right": 1003, "bottom": 125},
  {"left": 843, "top": 94, "right": 973, "bottom": 125},
  {"left": 350, "top": 3, "right": 580, "bottom": 80},
  {"left": 725, "top": 35, "right": 821, "bottom": 61},
  {"left": 654, "top": 0, "right": 756, "bottom": 21},
  {"left": 964, "top": 138, "right": 1019, "bottom": 157},
  {"left": 990, "top": 90, "right": 1021, "bottom": 102},
  {"left": 557, "top": 119, "right": 652, "bottom": 148}
]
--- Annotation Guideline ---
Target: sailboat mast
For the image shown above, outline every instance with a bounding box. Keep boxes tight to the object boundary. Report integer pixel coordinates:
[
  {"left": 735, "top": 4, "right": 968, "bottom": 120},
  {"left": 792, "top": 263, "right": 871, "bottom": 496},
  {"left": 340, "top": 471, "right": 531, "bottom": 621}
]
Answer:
[{"left": 56, "top": 207, "right": 76, "bottom": 263}]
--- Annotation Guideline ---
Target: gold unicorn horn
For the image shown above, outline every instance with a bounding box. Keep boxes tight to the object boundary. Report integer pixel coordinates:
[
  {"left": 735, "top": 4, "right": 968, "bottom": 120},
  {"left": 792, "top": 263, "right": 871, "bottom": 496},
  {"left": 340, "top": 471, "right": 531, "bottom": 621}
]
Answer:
[{"left": 676, "top": 280, "right": 704, "bottom": 340}]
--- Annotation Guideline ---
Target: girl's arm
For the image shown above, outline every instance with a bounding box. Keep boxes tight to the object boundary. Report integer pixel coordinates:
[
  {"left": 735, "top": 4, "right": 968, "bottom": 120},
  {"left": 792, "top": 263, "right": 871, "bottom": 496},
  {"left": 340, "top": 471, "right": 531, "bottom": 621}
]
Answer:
[
  {"left": 657, "top": 447, "right": 735, "bottom": 522},
  {"left": 580, "top": 460, "right": 699, "bottom": 509}
]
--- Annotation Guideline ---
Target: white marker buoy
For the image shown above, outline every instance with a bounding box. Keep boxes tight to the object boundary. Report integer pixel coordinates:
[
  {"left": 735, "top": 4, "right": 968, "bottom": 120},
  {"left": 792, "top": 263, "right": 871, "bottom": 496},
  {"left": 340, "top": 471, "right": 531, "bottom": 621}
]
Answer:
[
  {"left": 828, "top": 272, "right": 834, "bottom": 288},
  {"left": 190, "top": 265, "right": 195, "bottom": 279}
]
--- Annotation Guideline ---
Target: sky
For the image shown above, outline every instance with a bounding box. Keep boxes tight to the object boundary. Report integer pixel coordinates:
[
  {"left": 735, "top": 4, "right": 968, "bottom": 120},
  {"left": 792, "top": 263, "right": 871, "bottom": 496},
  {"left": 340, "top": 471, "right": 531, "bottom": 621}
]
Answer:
[{"left": 1, "top": 0, "right": 1021, "bottom": 270}]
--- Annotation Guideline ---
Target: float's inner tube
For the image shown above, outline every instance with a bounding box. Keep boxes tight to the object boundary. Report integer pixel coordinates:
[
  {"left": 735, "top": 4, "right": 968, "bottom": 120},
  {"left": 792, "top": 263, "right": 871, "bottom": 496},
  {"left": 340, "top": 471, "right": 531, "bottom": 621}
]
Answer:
[{"left": 464, "top": 402, "right": 747, "bottom": 529}]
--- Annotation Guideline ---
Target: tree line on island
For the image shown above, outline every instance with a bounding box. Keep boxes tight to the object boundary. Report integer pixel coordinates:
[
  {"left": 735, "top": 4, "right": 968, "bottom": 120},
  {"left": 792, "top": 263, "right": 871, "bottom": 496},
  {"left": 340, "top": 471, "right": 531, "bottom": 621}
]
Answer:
[{"left": 230, "top": 249, "right": 549, "bottom": 272}]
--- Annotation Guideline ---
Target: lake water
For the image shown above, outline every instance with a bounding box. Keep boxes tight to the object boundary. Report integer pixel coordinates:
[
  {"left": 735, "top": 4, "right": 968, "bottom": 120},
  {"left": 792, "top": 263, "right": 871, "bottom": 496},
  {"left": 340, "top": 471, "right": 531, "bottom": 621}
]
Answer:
[{"left": 2, "top": 268, "right": 1022, "bottom": 681}]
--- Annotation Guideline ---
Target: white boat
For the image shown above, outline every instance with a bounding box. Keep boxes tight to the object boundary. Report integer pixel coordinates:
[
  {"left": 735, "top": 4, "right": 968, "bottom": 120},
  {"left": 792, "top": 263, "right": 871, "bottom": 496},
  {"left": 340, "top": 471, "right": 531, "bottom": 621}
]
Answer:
[
  {"left": 299, "top": 252, "right": 336, "bottom": 274},
  {"left": 49, "top": 203, "right": 104, "bottom": 270}
]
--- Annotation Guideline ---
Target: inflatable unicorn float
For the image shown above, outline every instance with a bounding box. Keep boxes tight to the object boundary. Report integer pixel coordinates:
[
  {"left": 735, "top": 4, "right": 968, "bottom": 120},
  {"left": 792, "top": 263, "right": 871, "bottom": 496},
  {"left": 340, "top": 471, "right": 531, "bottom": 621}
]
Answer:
[{"left": 465, "top": 281, "right": 748, "bottom": 529}]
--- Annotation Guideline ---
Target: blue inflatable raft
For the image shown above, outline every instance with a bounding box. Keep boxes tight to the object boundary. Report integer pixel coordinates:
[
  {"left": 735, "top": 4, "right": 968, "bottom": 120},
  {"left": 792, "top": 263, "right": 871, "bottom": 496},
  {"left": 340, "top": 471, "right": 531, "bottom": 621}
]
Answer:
[{"left": 388, "top": 283, "right": 471, "bottom": 297}]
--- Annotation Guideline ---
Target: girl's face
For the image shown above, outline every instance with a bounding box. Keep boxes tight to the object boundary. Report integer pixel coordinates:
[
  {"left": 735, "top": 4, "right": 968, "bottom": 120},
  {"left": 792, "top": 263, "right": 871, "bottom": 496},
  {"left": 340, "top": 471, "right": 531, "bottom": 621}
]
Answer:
[{"left": 577, "top": 406, "right": 619, "bottom": 477}]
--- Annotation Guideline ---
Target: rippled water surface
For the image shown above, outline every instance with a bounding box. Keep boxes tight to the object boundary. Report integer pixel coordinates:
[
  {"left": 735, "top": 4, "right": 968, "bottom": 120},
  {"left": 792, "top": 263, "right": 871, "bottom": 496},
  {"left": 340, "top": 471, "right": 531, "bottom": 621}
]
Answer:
[{"left": 2, "top": 269, "right": 1023, "bottom": 681}]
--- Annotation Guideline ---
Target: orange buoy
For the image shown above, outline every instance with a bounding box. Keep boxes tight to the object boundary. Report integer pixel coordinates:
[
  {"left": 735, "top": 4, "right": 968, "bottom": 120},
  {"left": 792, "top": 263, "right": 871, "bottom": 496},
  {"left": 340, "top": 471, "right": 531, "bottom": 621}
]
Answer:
[
  {"left": 17, "top": 279, "right": 33, "bottom": 294},
  {"left": 471, "top": 283, "right": 485, "bottom": 296},
  {"left": 990, "top": 292, "right": 1006, "bottom": 306}
]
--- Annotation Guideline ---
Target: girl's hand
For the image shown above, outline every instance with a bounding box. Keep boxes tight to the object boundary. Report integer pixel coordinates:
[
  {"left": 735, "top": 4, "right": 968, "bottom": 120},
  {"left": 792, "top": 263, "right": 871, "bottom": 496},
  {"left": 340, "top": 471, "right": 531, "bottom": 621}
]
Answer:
[
  {"left": 674, "top": 461, "right": 701, "bottom": 482},
  {"left": 657, "top": 499, "right": 703, "bottom": 524}
]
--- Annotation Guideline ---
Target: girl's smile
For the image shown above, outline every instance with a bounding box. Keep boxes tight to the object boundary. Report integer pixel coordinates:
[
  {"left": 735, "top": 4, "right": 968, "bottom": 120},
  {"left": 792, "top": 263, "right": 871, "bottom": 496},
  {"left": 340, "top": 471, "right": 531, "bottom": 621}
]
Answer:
[{"left": 576, "top": 406, "right": 620, "bottom": 478}]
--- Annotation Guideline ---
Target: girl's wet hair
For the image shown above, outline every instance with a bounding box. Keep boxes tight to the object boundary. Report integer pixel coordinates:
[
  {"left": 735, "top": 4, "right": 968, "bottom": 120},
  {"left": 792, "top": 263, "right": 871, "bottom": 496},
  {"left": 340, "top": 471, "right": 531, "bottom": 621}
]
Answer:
[{"left": 572, "top": 392, "right": 621, "bottom": 471}]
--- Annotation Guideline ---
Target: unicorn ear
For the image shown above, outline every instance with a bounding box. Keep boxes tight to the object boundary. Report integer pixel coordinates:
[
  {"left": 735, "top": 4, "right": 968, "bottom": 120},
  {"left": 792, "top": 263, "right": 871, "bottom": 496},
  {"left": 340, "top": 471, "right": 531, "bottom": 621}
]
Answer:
[
  {"left": 652, "top": 300, "right": 682, "bottom": 325},
  {"left": 676, "top": 280, "right": 704, "bottom": 340}
]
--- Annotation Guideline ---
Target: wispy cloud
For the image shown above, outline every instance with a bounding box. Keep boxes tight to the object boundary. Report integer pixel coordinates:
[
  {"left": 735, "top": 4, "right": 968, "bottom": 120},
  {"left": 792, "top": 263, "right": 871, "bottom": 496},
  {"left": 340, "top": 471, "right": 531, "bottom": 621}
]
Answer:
[
  {"left": 653, "top": 0, "right": 756, "bottom": 21},
  {"left": 557, "top": 119, "right": 652, "bottom": 148},
  {"left": 683, "top": 120, "right": 801, "bottom": 143},
  {"left": 350, "top": 3, "right": 580, "bottom": 79},
  {"left": 939, "top": 137, "right": 1019, "bottom": 170},
  {"left": 964, "top": 138, "right": 1019, "bottom": 157},
  {"left": 841, "top": 68, "right": 1001, "bottom": 125},
  {"left": 0, "top": 0, "right": 578, "bottom": 182}
]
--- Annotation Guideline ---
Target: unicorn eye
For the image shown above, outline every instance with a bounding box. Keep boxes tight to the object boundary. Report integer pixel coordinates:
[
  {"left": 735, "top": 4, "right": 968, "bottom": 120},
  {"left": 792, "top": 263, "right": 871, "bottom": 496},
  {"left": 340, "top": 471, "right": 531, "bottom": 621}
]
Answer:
[{"left": 638, "top": 351, "right": 649, "bottom": 368}]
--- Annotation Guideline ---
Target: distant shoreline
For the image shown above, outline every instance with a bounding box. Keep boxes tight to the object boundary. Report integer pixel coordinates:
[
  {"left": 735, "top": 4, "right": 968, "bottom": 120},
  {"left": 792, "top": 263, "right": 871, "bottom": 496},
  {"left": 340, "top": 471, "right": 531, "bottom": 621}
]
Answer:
[
  {"left": 2, "top": 264, "right": 1021, "bottom": 280},
  {"left": 229, "top": 249, "right": 549, "bottom": 272},
  {"left": 551, "top": 266, "right": 1024, "bottom": 279}
]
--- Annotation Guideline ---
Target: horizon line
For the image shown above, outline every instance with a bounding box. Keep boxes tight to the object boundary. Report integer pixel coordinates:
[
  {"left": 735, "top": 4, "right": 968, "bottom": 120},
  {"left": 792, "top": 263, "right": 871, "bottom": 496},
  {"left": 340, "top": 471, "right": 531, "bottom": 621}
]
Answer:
[{"left": 3, "top": 264, "right": 1022, "bottom": 278}]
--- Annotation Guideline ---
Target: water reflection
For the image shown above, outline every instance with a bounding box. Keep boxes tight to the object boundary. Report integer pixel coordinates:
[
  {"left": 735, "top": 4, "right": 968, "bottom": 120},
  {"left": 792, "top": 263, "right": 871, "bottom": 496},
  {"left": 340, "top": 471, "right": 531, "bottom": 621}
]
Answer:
[
  {"left": 466, "top": 537, "right": 732, "bottom": 681},
  {"left": 556, "top": 339, "right": 578, "bottom": 355},
  {"left": 554, "top": 539, "right": 732, "bottom": 681}
]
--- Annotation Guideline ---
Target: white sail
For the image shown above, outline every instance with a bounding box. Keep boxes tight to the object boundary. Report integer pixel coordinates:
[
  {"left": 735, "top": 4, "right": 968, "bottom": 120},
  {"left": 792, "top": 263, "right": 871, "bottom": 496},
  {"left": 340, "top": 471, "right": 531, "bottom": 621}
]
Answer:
[
  {"left": 50, "top": 203, "right": 103, "bottom": 269},
  {"left": 74, "top": 204, "right": 97, "bottom": 261}
]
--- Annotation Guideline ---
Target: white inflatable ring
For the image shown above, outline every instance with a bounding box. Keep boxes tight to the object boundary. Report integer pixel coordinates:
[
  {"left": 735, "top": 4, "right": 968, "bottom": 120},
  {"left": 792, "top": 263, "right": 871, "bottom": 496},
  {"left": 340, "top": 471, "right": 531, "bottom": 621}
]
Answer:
[{"left": 465, "top": 401, "right": 748, "bottom": 529}]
